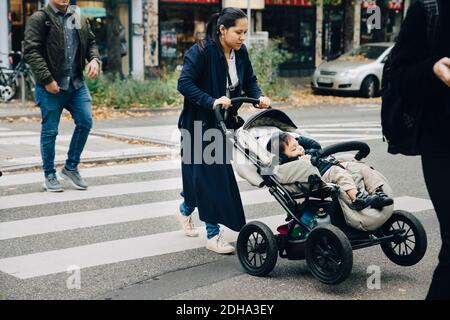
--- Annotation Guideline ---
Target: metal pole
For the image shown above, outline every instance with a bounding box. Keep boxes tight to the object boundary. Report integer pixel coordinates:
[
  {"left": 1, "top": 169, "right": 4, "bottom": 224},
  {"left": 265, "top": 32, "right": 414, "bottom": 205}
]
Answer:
[
  {"left": 21, "top": 73, "right": 26, "bottom": 105},
  {"left": 247, "top": 0, "right": 251, "bottom": 46}
]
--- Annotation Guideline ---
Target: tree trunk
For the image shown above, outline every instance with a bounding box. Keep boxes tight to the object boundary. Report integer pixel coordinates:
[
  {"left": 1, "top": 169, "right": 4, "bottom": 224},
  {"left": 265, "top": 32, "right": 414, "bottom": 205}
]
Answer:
[
  {"left": 344, "top": 0, "right": 355, "bottom": 52},
  {"left": 105, "top": 0, "right": 122, "bottom": 77}
]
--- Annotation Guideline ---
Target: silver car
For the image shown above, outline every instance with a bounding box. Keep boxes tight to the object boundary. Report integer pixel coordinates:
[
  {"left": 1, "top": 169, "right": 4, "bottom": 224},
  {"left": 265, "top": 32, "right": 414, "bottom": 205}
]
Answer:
[{"left": 311, "top": 43, "right": 394, "bottom": 98}]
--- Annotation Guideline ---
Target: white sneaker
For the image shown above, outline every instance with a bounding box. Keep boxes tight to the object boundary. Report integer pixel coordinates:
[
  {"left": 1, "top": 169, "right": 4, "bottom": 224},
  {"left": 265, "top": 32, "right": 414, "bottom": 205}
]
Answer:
[
  {"left": 176, "top": 212, "right": 199, "bottom": 237},
  {"left": 206, "top": 231, "right": 235, "bottom": 254}
]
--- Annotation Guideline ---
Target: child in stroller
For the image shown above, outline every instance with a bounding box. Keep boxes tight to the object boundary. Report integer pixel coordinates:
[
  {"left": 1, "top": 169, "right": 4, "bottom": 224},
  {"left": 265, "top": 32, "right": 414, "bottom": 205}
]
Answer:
[
  {"left": 268, "top": 132, "right": 394, "bottom": 211},
  {"left": 216, "top": 99, "right": 427, "bottom": 285}
]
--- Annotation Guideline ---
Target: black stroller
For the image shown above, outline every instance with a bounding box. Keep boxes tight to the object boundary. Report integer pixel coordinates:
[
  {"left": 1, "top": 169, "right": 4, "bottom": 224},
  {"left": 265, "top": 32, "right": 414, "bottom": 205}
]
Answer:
[{"left": 215, "top": 97, "right": 427, "bottom": 285}]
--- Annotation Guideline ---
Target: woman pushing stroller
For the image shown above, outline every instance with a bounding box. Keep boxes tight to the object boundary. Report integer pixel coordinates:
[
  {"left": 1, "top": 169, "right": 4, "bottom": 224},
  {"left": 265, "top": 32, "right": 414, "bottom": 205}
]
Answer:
[{"left": 268, "top": 132, "right": 394, "bottom": 211}]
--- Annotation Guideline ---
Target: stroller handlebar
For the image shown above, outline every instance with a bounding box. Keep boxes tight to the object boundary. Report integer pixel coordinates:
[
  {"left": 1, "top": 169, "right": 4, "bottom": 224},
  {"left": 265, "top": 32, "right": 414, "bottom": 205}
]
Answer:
[
  {"left": 313, "top": 141, "right": 371, "bottom": 163},
  {"left": 214, "top": 97, "right": 263, "bottom": 135}
]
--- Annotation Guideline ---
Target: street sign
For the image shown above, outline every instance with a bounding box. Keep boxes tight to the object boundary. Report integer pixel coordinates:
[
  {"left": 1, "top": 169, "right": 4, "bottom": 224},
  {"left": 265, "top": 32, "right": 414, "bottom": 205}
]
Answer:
[
  {"left": 223, "top": 0, "right": 265, "bottom": 9},
  {"left": 80, "top": 7, "right": 106, "bottom": 18}
]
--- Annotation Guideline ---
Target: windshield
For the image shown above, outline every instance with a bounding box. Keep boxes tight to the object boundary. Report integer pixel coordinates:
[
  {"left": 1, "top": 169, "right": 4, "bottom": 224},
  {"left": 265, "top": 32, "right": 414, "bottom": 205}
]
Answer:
[{"left": 338, "top": 45, "right": 389, "bottom": 62}]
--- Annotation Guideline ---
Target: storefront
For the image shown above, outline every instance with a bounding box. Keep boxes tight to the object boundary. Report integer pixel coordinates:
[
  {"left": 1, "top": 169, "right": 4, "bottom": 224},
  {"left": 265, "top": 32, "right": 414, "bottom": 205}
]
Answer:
[
  {"left": 360, "top": 0, "right": 404, "bottom": 44},
  {"left": 74, "top": 0, "right": 131, "bottom": 75},
  {"left": 1, "top": 0, "right": 132, "bottom": 74},
  {"left": 8, "top": 0, "right": 43, "bottom": 52},
  {"left": 158, "top": 0, "right": 220, "bottom": 67},
  {"left": 262, "top": 0, "right": 316, "bottom": 77}
]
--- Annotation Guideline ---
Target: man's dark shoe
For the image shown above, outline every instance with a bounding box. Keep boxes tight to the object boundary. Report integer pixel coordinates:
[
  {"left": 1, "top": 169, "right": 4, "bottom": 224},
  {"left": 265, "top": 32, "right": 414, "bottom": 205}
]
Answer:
[
  {"left": 60, "top": 167, "right": 88, "bottom": 190},
  {"left": 43, "top": 173, "right": 64, "bottom": 192},
  {"left": 351, "top": 192, "right": 379, "bottom": 211}
]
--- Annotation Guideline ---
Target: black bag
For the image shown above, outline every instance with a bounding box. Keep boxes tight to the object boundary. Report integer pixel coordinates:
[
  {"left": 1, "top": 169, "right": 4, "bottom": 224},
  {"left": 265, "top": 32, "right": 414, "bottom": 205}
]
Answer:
[{"left": 381, "top": 0, "right": 440, "bottom": 156}]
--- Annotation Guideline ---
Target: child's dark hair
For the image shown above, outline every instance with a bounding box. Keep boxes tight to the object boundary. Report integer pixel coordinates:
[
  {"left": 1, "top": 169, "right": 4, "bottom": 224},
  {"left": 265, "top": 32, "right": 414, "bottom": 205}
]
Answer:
[
  {"left": 202, "top": 7, "right": 247, "bottom": 47},
  {"left": 268, "top": 132, "right": 292, "bottom": 156}
]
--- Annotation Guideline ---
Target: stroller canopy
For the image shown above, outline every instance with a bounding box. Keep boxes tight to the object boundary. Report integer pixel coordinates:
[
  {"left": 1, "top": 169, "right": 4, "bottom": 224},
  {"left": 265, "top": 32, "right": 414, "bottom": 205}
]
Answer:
[{"left": 243, "top": 109, "right": 298, "bottom": 132}]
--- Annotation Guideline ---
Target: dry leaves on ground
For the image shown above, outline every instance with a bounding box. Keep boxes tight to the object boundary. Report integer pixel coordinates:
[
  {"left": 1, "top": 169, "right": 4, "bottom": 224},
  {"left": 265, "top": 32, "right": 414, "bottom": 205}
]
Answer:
[{"left": 288, "top": 88, "right": 381, "bottom": 108}]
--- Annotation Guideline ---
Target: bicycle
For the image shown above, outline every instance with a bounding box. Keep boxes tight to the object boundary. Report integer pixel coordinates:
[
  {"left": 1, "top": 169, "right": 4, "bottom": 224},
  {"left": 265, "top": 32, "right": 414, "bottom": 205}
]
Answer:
[{"left": 0, "top": 51, "right": 36, "bottom": 102}]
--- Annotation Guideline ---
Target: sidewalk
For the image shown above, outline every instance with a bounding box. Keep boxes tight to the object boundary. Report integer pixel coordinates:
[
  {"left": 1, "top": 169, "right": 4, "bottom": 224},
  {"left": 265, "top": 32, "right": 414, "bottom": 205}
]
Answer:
[
  {"left": 0, "top": 122, "right": 177, "bottom": 172},
  {"left": 0, "top": 101, "right": 40, "bottom": 119}
]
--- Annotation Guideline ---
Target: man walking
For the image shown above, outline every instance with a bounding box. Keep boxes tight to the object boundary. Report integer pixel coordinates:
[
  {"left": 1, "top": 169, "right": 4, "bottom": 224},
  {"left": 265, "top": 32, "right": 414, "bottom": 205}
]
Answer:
[{"left": 24, "top": 0, "right": 100, "bottom": 192}]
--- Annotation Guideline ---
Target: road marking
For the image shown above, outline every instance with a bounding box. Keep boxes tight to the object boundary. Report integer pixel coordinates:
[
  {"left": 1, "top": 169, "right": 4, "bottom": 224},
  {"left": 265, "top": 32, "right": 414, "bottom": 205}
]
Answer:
[
  {"left": 306, "top": 128, "right": 381, "bottom": 132},
  {"left": 0, "top": 189, "right": 272, "bottom": 240},
  {"left": 0, "top": 214, "right": 282, "bottom": 279},
  {"left": 0, "top": 131, "right": 38, "bottom": 137},
  {"left": 0, "top": 175, "right": 246, "bottom": 210},
  {"left": 0, "top": 160, "right": 181, "bottom": 187},
  {"left": 393, "top": 196, "right": 434, "bottom": 213},
  {"left": 0, "top": 195, "right": 434, "bottom": 280},
  {"left": 301, "top": 122, "right": 380, "bottom": 128}
]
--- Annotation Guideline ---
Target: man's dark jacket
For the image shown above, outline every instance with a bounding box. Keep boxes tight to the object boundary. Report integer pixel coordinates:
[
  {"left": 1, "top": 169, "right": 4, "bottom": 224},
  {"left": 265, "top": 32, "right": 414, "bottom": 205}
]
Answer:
[
  {"left": 24, "top": 5, "right": 99, "bottom": 86},
  {"left": 390, "top": 0, "right": 450, "bottom": 154}
]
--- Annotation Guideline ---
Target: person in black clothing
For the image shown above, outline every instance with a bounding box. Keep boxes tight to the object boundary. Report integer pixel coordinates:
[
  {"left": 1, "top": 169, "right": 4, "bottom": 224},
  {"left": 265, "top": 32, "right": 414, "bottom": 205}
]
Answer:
[
  {"left": 389, "top": 0, "right": 450, "bottom": 300},
  {"left": 268, "top": 132, "right": 393, "bottom": 211}
]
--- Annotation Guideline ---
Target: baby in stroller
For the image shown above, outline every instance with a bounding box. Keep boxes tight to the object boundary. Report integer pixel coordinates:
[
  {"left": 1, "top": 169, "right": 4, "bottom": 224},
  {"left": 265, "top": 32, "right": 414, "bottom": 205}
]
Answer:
[{"left": 268, "top": 132, "right": 394, "bottom": 212}]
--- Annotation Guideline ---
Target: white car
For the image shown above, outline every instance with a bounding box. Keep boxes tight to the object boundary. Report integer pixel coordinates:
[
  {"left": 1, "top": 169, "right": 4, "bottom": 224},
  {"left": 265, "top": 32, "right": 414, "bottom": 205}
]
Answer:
[{"left": 311, "top": 43, "right": 394, "bottom": 98}]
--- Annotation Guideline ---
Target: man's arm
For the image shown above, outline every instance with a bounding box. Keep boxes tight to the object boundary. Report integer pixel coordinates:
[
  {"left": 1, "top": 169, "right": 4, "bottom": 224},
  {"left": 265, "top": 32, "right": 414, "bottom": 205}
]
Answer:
[{"left": 23, "top": 12, "right": 54, "bottom": 86}]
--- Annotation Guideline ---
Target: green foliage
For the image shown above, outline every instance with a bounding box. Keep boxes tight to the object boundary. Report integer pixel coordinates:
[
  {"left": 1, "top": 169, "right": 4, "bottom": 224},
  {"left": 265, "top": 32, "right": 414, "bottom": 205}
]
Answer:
[
  {"left": 248, "top": 39, "right": 292, "bottom": 100},
  {"left": 85, "top": 69, "right": 182, "bottom": 109}
]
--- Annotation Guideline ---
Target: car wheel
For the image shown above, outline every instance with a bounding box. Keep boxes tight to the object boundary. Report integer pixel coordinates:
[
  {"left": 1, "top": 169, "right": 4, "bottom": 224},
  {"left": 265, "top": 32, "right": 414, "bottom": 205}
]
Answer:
[{"left": 360, "top": 76, "right": 378, "bottom": 98}]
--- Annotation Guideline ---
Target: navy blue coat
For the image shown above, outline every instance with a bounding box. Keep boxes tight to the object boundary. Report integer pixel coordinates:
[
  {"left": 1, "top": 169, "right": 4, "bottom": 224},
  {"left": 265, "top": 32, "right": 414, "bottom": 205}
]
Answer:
[{"left": 177, "top": 39, "right": 262, "bottom": 231}]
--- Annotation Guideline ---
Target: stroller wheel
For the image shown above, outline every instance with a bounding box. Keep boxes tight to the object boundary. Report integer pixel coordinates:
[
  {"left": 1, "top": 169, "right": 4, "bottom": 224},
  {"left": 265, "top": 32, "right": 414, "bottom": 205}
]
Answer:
[
  {"left": 380, "top": 210, "right": 427, "bottom": 266},
  {"left": 237, "top": 221, "right": 278, "bottom": 277},
  {"left": 305, "top": 225, "right": 353, "bottom": 285}
]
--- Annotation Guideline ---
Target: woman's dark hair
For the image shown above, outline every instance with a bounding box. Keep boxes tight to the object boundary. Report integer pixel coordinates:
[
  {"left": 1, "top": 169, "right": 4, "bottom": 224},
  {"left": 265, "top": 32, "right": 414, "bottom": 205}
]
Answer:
[
  {"left": 204, "top": 7, "right": 247, "bottom": 46},
  {"left": 268, "top": 132, "right": 292, "bottom": 156}
]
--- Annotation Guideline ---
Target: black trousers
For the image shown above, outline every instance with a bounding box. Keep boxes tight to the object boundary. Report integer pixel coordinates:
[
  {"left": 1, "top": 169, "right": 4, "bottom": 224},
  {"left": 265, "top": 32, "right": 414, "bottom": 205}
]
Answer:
[{"left": 422, "top": 153, "right": 450, "bottom": 300}]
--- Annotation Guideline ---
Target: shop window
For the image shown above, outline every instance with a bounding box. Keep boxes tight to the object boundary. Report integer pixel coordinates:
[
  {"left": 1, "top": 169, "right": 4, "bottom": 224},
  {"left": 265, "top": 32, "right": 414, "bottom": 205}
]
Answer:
[
  {"left": 262, "top": 6, "right": 315, "bottom": 76},
  {"left": 159, "top": 3, "right": 220, "bottom": 68}
]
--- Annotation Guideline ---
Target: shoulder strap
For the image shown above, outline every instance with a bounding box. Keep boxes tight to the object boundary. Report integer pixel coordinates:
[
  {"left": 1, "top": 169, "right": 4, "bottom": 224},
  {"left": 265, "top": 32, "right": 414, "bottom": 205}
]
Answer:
[
  {"left": 421, "top": 0, "right": 440, "bottom": 53},
  {"left": 36, "top": 8, "right": 52, "bottom": 37}
]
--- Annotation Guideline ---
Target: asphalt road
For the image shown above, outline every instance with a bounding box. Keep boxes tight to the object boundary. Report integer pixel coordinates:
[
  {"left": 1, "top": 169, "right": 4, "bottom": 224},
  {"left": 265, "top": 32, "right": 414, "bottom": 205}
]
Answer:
[{"left": 0, "top": 103, "right": 439, "bottom": 300}]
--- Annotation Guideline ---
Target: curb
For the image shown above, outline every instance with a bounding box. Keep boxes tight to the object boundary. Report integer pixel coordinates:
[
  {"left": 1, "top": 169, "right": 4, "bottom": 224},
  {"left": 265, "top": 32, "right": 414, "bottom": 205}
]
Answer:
[
  {"left": 1, "top": 151, "right": 175, "bottom": 173},
  {"left": 90, "top": 130, "right": 180, "bottom": 147}
]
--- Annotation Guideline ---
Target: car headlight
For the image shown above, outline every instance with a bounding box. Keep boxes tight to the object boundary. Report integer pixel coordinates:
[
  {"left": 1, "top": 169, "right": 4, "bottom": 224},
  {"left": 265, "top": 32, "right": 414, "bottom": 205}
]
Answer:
[{"left": 339, "top": 70, "right": 359, "bottom": 77}]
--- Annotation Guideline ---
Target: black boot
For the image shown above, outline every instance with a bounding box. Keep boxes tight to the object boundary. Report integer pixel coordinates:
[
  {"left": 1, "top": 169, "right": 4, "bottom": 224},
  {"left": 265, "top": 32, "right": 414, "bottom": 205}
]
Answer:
[
  {"left": 370, "top": 187, "right": 394, "bottom": 210},
  {"left": 351, "top": 192, "right": 380, "bottom": 211}
]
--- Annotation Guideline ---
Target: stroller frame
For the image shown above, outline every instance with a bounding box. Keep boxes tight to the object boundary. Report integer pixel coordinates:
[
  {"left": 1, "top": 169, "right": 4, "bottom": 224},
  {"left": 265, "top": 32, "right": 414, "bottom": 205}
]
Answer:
[{"left": 216, "top": 97, "right": 427, "bottom": 285}]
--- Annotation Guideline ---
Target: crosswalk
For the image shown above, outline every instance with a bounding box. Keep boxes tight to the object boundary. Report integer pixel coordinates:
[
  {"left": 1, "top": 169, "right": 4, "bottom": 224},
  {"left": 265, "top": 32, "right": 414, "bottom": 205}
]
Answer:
[
  {"left": 0, "top": 121, "right": 433, "bottom": 297},
  {"left": 302, "top": 121, "right": 382, "bottom": 144}
]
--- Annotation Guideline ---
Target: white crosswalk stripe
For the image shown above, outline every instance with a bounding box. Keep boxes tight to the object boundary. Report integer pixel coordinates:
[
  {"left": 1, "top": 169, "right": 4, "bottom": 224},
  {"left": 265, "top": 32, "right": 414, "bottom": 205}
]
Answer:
[
  {"left": 304, "top": 121, "right": 382, "bottom": 144},
  {"left": 0, "top": 121, "right": 432, "bottom": 285},
  {"left": 0, "top": 189, "right": 272, "bottom": 240}
]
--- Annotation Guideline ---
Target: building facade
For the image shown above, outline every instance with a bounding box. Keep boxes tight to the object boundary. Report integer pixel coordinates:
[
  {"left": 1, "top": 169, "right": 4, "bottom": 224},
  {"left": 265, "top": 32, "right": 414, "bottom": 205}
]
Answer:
[{"left": 0, "top": 0, "right": 409, "bottom": 77}]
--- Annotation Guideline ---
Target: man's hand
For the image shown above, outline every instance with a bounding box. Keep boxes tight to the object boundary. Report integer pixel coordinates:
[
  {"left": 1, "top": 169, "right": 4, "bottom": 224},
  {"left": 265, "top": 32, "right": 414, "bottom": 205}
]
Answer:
[
  {"left": 87, "top": 59, "right": 100, "bottom": 79},
  {"left": 433, "top": 57, "right": 450, "bottom": 87},
  {"left": 45, "top": 81, "right": 60, "bottom": 94}
]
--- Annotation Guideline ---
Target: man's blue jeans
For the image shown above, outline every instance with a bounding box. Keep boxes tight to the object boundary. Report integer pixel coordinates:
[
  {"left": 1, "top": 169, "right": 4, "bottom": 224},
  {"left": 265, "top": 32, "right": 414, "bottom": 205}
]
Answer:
[
  {"left": 180, "top": 202, "right": 220, "bottom": 239},
  {"left": 35, "top": 83, "right": 93, "bottom": 177}
]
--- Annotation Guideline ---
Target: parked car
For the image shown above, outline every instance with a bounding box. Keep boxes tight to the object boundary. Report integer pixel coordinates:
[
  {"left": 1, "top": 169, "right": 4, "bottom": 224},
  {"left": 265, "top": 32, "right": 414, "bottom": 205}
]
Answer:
[{"left": 311, "top": 43, "right": 394, "bottom": 98}]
